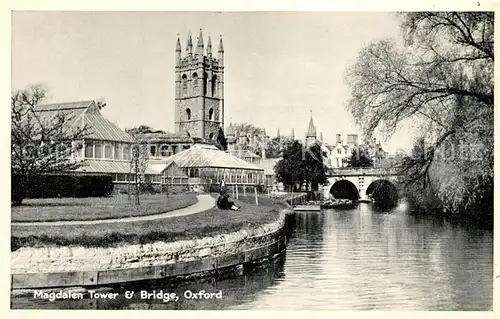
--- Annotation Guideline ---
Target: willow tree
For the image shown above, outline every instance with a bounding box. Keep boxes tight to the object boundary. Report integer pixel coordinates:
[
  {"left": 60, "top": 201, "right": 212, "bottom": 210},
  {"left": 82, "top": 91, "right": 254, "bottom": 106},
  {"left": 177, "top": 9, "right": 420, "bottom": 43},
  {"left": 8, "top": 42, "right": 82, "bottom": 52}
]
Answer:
[{"left": 345, "top": 12, "right": 493, "bottom": 214}]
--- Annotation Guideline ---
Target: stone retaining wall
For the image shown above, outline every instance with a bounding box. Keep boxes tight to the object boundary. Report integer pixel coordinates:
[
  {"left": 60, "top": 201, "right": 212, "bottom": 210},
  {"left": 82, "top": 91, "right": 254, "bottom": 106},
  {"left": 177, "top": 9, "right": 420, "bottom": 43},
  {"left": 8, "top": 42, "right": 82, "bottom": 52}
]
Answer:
[{"left": 11, "top": 208, "right": 294, "bottom": 289}]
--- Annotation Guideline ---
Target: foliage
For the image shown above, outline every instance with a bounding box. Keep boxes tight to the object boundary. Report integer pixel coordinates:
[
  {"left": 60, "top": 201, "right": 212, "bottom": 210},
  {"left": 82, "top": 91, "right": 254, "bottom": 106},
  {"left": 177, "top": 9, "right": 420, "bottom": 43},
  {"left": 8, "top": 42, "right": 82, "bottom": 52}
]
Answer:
[
  {"left": 265, "top": 136, "right": 292, "bottom": 158},
  {"left": 304, "top": 143, "right": 328, "bottom": 190},
  {"left": 12, "top": 174, "right": 114, "bottom": 200},
  {"left": 126, "top": 125, "right": 166, "bottom": 135},
  {"left": 345, "top": 145, "right": 374, "bottom": 168},
  {"left": 232, "top": 122, "right": 265, "bottom": 137},
  {"left": 216, "top": 126, "right": 228, "bottom": 151},
  {"left": 346, "top": 12, "right": 493, "bottom": 225},
  {"left": 274, "top": 140, "right": 328, "bottom": 191},
  {"left": 11, "top": 85, "right": 88, "bottom": 205},
  {"left": 128, "top": 143, "right": 150, "bottom": 205}
]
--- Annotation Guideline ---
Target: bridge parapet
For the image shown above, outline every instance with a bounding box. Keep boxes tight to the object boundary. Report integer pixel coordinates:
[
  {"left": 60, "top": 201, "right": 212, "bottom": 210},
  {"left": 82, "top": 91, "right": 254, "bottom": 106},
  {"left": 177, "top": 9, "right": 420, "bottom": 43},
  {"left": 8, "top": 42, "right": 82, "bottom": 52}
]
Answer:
[{"left": 328, "top": 167, "right": 399, "bottom": 177}]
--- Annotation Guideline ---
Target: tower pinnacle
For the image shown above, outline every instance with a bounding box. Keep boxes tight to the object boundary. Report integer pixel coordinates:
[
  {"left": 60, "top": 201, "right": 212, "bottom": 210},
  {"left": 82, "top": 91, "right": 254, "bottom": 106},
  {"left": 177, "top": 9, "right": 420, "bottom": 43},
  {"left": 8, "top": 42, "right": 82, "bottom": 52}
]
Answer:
[
  {"left": 218, "top": 35, "right": 224, "bottom": 52},
  {"left": 196, "top": 29, "right": 204, "bottom": 57},
  {"left": 186, "top": 30, "right": 193, "bottom": 55},
  {"left": 176, "top": 34, "right": 181, "bottom": 52},
  {"left": 207, "top": 34, "right": 212, "bottom": 57}
]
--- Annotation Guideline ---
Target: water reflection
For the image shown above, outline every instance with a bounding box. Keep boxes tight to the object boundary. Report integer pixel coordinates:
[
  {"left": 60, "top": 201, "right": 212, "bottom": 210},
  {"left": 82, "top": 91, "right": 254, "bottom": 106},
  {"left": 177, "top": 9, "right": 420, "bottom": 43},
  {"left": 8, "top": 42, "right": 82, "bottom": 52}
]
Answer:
[{"left": 11, "top": 202, "right": 493, "bottom": 310}]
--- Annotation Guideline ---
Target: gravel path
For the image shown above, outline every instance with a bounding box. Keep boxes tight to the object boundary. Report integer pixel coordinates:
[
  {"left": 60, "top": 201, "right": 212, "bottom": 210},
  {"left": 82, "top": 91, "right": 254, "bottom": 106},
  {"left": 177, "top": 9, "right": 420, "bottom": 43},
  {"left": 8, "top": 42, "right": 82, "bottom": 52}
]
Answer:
[{"left": 11, "top": 194, "right": 215, "bottom": 227}]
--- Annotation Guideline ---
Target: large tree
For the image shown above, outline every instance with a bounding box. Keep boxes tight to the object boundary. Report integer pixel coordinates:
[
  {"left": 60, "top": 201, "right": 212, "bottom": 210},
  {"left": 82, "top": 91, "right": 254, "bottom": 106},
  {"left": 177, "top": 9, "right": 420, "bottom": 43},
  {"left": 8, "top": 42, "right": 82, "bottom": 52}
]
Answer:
[
  {"left": 216, "top": 126, "right": 228, "bottom": 151},
  {"left": 345, "top": 145, "right": 374, "bottom": 168},
  {"left": 303, "top": 143, "right": 328, "bottom": 191},
  {"left": 265, "top": 136, "right": 292, "bottom": 158},
  {"left": 345, "top": 12, "right": 493, "bottom": 216},
  {"left": 11, "top": 85, "right": 88, "bottom": 205},
  {"left": 274, "top": 141, "right": 328, "bottom": 191},
  {"left": 232, "top": 122, "right": 265, "bottom": 136},
  {"left": 274, "top": 140, "right": 306, "bottom": 191}
]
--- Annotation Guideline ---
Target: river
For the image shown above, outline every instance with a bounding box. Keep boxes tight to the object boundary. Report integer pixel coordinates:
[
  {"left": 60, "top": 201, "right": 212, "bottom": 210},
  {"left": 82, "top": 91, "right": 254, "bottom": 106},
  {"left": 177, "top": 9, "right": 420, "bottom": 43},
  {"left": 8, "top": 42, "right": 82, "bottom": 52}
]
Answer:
[{"left": 11, "top": 201, "right": 493, "bottom": 310}]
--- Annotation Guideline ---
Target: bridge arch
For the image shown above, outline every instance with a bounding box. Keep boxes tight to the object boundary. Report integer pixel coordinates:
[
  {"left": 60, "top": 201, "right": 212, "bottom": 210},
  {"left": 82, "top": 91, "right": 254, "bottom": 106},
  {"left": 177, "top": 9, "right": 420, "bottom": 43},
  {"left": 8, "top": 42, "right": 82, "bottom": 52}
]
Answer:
[
  {"left": 366, "top": 179, "right": 398, "bottom": 203},
  {"left": 329, "top": 179, "right": 360, "bottom": 200}
]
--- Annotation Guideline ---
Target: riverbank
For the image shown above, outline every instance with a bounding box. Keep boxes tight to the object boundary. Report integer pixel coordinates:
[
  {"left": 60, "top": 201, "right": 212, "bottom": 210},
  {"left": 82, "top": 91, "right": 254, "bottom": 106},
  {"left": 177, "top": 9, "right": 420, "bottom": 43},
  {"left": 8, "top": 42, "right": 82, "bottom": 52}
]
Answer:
[
  {"left": 11, "top": 192, "right": 296, "bottom": 289},
  {"left": 12, "top": 193, "right": 293, "bottom": 250}
]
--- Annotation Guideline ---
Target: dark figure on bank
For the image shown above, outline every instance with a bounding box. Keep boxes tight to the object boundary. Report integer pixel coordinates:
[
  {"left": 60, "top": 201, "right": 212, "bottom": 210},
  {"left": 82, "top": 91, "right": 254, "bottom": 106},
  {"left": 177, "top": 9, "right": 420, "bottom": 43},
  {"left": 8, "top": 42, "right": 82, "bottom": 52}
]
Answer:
[{"left": 216, "top": 193, "right": 240, "bottom": 211}]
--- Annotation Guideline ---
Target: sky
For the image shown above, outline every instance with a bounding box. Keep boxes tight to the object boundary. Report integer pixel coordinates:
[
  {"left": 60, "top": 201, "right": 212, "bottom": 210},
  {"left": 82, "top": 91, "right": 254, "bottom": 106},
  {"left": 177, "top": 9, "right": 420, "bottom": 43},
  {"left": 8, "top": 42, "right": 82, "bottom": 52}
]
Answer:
[{"left": 11, "top": 11, "right": 418, "bottom": 152}]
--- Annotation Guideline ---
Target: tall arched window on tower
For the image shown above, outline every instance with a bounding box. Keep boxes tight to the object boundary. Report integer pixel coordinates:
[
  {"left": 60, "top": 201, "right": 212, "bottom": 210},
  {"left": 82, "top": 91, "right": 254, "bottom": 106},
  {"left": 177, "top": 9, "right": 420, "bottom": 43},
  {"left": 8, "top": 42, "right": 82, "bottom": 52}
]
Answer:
[
  {"left": 186, "top": 108, "right": 191, "bottom": 120},
  {"left": 208, "top": 108, "right": 214, "bottom": 121},
  {"left": 192, "top": 73, "right": 199, "bottom": 93},
  {"left": 182, "top": 74, "right": 188, "bottom": 96},
  {"left": 212, "top": 75, "right": 217, "bottom": 96},
  {"left": 203, "top": 72, "right": 208, "bottom": 96}
]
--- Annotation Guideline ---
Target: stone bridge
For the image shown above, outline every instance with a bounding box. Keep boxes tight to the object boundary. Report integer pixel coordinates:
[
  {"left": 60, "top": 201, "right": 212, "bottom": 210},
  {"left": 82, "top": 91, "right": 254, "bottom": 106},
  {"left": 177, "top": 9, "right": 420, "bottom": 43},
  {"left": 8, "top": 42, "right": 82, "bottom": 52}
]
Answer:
[{"left": 322, "top": 167, "right": 400, "bottom": 201}]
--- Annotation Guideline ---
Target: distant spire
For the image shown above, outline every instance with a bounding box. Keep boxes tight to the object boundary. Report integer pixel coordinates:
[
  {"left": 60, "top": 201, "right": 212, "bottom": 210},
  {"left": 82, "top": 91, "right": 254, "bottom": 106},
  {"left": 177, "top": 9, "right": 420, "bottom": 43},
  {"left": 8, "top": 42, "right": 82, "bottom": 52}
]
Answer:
[
  {"left": 319, "top": 132, "right": 323, "bottom": 142},
  {"left": 218, "top": 35, "right": 224, "bottom": 52},
  {"left": 186, "top": 30, "right": 193, "bottom": 54},
  {"left": 277, "top": 128, "right": 281, "bottom": 138},
  {"left": 291, "top": 128, "right": 295, "bottom": 140},
  {"left": 176, "top": 34, "right": 181, "bottom": 52},
  {"left": 226, "top": 122, "right": 234, "bottom": 137},
  {"left": 306, "top": 110, "right": 317, "bottom": 138}
]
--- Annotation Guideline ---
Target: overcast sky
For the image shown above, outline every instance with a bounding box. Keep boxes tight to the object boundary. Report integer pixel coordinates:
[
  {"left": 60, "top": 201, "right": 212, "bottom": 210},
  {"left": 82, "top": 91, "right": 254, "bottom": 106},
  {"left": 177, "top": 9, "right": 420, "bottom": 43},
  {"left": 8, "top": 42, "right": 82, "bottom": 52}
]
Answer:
[{"left": 12, "top": 11, "right": 418, "bottom": 152}]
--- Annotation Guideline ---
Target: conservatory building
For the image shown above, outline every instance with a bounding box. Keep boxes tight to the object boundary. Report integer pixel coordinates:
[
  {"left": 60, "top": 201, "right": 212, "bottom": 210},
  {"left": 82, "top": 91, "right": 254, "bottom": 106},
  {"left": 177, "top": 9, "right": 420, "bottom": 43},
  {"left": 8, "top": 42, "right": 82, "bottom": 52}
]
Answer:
[{"left": 158, "top": 144, "right": 265, "bottom": 192}]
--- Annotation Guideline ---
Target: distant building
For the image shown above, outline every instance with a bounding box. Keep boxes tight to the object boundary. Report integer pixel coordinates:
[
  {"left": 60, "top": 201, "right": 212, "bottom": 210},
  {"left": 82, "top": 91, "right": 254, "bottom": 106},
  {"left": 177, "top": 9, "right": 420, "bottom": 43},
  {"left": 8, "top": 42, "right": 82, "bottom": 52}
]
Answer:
[
  {"left": 328, "top": 133, "right": 387, "bottom": 168},
  {"left": 225, "top": 123, "right": 269, "bottom": 158}
]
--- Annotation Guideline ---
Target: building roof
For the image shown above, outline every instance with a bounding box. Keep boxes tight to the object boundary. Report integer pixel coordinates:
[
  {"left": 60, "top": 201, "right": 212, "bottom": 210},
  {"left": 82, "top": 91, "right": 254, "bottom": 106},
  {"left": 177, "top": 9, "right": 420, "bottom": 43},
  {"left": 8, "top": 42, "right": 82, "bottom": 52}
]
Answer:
[
  {"left": 34, "top": 100, "right": 136, "bottom": 143},
  {"left": 75, "top": 159, "right": 158, "bottom": 175},
  {"left": 83, "top": 113, "right": 136, "bottom": 142},
  {"left": 257, "top": 158, "right": 281, "bottom": 175},
  {"left": 163, "top": 144, "right": 264, "bottom": 171}
]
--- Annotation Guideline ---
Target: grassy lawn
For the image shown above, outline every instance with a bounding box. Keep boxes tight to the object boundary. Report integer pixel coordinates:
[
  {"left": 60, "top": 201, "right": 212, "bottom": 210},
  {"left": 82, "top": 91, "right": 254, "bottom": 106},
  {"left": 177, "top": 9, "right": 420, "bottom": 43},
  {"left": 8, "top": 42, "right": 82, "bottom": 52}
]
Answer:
[
  {"left": 11, "top": 194, "right": 290, "bottom": 251},
  {"left": 11, "top": 193, "right": 198, "bottom": 223}
]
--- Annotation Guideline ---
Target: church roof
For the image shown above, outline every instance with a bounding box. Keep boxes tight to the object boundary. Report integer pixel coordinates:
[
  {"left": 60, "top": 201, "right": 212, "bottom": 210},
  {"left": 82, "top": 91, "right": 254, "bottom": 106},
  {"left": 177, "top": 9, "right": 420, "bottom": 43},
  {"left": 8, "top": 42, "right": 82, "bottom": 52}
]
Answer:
[
  {"left": 162, "top": 144, "right": 264, "bottom": 171},
  {"left": 34, "top": 100, "right": 136, "bottom": 143}
]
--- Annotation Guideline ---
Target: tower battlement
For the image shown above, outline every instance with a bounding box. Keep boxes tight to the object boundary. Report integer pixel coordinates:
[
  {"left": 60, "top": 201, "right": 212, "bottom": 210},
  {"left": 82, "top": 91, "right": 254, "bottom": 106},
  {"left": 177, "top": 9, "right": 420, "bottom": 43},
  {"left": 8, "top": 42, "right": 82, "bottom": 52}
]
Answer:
[{"left": 174, "top": 29, "right": 225, "bottom": 141}]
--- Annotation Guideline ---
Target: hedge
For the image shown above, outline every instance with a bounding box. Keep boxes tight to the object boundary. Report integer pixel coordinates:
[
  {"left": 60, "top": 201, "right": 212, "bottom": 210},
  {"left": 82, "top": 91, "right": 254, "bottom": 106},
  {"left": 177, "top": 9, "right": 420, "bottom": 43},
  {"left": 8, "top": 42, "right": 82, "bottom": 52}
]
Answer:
[{"left": 12, "top": 174, "right": 114, "bottom": 202}]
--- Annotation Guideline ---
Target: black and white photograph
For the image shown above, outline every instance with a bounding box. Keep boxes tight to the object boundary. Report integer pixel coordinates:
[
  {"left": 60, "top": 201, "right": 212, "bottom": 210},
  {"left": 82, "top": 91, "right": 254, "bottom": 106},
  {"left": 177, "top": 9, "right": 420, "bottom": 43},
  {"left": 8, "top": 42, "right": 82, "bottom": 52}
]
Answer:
[{"left": 8, "top": 8, "right": 495, "bottom": 312}]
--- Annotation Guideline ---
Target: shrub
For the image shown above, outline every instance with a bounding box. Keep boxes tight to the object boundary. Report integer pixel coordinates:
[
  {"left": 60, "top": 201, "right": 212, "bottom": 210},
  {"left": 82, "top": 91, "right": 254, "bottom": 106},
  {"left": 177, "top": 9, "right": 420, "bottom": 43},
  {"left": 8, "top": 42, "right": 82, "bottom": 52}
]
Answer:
[
  {"left": 140, "top": 182, "right": 158, "bottom": 194},
  {"left": 12, "top": 174, "right": 114, "bottom": 201}
]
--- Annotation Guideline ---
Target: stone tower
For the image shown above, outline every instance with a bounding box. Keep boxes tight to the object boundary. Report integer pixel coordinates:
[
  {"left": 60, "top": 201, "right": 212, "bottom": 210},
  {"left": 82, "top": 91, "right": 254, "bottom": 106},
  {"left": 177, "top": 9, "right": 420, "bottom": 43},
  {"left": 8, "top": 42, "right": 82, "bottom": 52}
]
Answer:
[{"left": 175, "top": 29, "right": 224, "bottom": 140}]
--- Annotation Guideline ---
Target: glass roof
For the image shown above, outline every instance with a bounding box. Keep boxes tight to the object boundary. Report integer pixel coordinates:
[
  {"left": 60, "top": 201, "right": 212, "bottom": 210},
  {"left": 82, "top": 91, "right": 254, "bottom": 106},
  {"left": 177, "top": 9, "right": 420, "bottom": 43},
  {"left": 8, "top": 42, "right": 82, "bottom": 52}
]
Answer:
[{"left": 163, "top": 144, "right": 264, "bottom": 171}]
